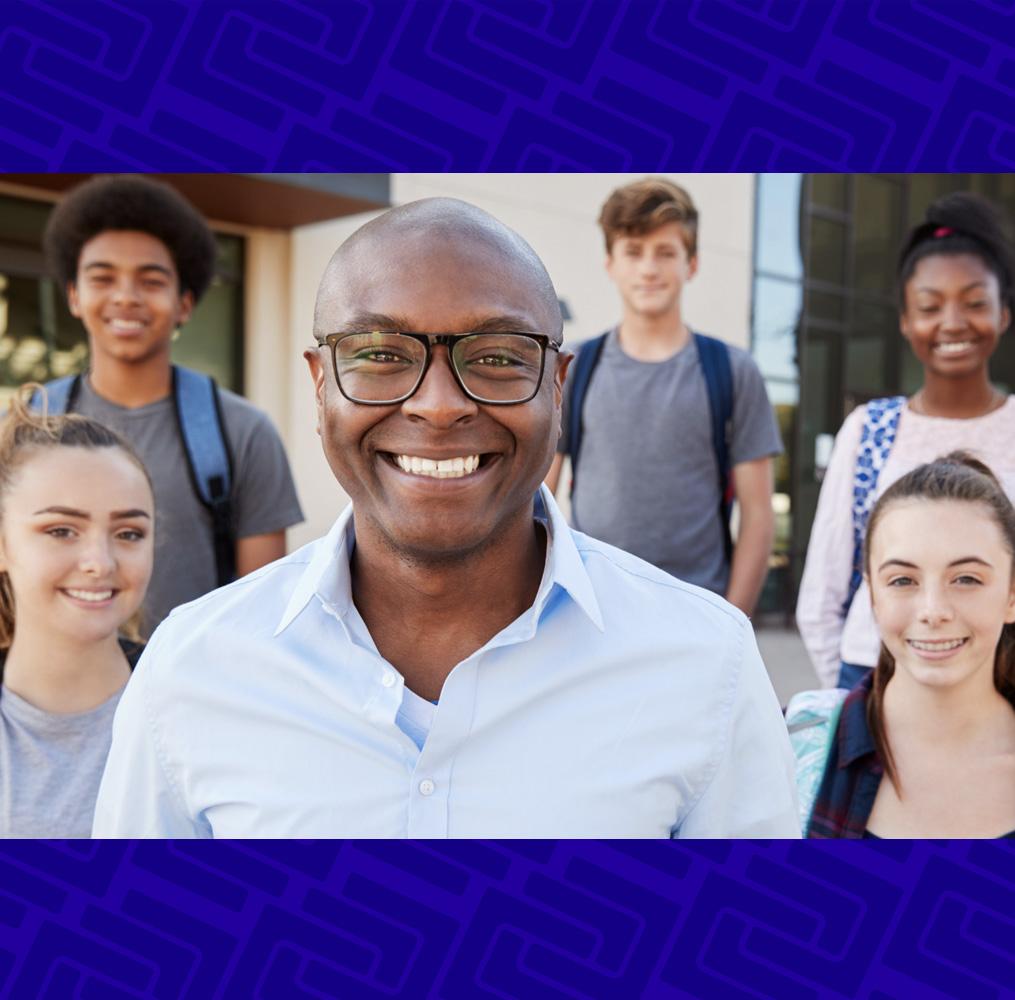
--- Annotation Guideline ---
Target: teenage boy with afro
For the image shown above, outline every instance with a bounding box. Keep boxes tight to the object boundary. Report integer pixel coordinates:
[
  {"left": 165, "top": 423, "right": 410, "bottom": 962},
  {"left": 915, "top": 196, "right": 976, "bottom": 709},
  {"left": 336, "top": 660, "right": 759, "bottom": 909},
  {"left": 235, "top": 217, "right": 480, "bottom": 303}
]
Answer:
[
  {"left": 43, "top": 175, "right": 303, "bottom": 633},
  {"left": 546, "top": 178, "right": 781, "bottom": 615}
]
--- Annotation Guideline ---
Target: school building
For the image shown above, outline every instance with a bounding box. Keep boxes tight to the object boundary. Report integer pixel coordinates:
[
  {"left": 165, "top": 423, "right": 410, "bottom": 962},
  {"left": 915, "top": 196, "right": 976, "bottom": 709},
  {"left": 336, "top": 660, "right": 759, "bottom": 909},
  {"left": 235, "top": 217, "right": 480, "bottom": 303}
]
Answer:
[{"left": 2, "top": 172, "right": 1014, "bottom": 624}]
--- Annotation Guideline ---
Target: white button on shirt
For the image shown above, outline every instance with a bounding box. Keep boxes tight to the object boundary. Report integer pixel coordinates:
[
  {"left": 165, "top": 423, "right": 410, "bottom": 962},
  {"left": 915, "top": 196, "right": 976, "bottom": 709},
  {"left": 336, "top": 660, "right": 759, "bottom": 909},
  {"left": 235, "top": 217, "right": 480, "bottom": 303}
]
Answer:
[{"left": 93, "top": 488, "right": 800, "bottom": 838}]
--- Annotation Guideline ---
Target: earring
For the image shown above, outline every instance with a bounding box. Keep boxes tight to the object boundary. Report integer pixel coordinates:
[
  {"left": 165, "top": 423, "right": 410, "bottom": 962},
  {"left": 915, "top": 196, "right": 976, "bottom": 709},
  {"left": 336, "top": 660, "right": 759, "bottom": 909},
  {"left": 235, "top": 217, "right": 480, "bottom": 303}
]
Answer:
[{"left": 171, "top": 327, "right": 181, "bottom": 342}]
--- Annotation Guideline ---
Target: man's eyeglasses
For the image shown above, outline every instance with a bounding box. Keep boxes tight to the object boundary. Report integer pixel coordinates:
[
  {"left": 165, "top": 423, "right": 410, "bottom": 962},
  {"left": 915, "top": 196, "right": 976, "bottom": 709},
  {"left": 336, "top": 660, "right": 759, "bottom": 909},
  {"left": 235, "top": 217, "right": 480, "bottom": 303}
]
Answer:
[{"left": 317, "top": 331, "right": 561, "bottom": 406}]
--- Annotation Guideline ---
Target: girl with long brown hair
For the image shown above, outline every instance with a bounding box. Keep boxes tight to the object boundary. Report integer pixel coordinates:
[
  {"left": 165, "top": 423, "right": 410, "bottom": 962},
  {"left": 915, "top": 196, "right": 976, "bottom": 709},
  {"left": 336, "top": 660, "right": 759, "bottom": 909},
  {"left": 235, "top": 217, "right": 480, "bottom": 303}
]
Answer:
[{"left": 794, "top": 451, "right": 1015, "bottom": 838}]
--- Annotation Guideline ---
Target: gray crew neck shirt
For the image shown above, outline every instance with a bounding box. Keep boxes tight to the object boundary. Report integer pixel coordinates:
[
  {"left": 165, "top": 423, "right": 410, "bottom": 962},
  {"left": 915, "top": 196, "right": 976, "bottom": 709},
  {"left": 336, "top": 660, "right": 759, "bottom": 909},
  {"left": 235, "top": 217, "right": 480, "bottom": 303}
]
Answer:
[
  {"left": 559, "top": 330, "right": 783, "bottom": 595},
  {"left": 74, "top": 376, "right": 304, "bottom": 634},
  {"left": 0, "top": 684, "right": 123, "bottom": 838}
]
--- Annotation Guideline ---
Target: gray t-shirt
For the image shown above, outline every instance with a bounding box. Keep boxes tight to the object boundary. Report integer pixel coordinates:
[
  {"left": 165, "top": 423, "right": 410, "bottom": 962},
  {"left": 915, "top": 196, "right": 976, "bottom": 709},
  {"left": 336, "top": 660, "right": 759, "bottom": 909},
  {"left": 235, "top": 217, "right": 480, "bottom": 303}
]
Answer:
[
  {"left": 0, "top": 683, "right": 122, "bottom": 838},
  {"left": 559, "top": 330, "right": 783, "bottom": 594},
  {"left": 75, "top": 377, "right": 304, "bottom": 633}
]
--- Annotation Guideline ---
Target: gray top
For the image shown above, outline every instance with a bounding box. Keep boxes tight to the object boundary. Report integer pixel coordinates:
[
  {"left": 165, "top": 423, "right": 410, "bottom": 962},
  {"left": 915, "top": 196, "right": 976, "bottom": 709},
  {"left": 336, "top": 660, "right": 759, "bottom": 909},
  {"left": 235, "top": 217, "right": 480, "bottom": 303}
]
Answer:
[
  {"left": 559, "top": 330, "right": 783, "bottom": 594},
  {"left": 0, "top": 683, "right": 123, "bottom": 838},
  {"left": 75, "top": 376, "right": 304, "bottom": 634}
]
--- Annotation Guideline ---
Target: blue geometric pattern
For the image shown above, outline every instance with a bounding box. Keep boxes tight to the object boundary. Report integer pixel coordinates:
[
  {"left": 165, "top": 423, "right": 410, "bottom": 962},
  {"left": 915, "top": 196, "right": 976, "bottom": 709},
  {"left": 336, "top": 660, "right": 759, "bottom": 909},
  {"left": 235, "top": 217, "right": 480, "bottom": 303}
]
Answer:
[
  {"left": 1, "top": 0, "right": 1014, "bottom": 170},
  {"left": 3, "top": 1, "right": 1015, "bottom": 996},
  {"left": 0, "top": 841, "right": 1014, "bottom": 998}
]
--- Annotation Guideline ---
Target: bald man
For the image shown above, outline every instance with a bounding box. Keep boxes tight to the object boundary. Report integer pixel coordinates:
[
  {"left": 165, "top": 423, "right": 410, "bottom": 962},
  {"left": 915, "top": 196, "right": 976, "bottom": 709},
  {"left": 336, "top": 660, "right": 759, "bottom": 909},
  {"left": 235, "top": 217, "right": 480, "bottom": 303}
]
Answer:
[{"left": 93, "top": 199, "right": 800, "bottom": 838}]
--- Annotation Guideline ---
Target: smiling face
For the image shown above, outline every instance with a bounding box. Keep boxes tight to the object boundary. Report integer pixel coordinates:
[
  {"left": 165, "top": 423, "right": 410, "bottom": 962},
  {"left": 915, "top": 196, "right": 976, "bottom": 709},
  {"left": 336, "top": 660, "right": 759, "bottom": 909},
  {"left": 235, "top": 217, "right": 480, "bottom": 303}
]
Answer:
[
  {"left": 900, "top": 253, "right": 1011, "bottom": 378},
  {"left": 67, "top": 230, "right": 194, "bottom": 370},
  {"left": 0, "top": 447, "right": 154, "bottom": 647},
  {"left": 306, "top": 211, "right": 568, "bottom": 565},
  {"left": 868, "top": 498, "right": 1015, "bottom": 693},
  {"left": 605, "top": 221, "right": 697, "bottom": 320}
]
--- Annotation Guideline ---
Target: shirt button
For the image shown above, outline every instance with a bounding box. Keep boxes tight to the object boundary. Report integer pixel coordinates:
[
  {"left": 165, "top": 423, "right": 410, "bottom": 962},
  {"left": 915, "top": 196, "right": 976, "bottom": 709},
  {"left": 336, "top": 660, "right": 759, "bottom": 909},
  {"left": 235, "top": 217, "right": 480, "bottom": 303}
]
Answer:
[
  {"left": 419, "top": 779, "right": 435, "bottom": 796},
  {"left": 381, "top": 672, "right": 396, "bottom": 688}
]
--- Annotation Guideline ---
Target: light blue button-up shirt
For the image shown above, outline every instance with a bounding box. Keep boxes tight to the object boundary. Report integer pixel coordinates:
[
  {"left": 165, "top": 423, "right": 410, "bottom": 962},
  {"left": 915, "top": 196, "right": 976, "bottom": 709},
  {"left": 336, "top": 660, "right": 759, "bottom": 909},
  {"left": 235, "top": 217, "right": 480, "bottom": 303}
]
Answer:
[{"left": 93, "top": 489, "right": 800, "bottom": 838}]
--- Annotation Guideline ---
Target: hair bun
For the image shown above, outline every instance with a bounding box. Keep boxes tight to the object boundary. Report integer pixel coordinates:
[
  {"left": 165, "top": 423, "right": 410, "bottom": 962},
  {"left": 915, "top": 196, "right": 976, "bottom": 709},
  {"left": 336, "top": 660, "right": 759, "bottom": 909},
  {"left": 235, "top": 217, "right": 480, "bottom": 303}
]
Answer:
[{"left": 935, "top": 448, "right": 1002, "bottom": 486}]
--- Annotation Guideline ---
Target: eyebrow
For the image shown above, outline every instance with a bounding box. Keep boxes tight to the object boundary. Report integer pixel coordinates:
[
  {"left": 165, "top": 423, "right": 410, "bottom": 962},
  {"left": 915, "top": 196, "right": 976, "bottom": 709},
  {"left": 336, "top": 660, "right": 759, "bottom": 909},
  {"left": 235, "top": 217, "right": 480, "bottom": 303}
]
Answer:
[
  {"left": 83, "top": 262, "right": 174, "bottom": 278},
  {"left": 877, "top": 556, "right": 993, "bottom": 571},
  {"left": 914, "top": 281, "right": 988, "bottom": 295},
  {"left": 330, "top": 311, "right": 546, "bottom": 336},
  {"left": 32, "top": 506, "right": 151, "bottom": 520}
]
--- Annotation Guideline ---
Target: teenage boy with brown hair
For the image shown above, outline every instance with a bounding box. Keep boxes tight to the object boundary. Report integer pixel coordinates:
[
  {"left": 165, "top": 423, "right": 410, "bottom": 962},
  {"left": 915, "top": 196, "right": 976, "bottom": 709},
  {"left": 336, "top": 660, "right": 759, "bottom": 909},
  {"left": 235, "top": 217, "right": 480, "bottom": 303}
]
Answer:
[{"left": 546, "top": 178, "right": 781, "bottom": 615}]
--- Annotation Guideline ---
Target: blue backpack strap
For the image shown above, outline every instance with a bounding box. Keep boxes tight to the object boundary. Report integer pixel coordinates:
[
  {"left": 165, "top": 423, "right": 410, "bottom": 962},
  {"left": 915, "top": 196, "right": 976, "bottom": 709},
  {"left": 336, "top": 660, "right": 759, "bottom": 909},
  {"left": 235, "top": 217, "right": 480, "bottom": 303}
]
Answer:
[
  {"left": 29, "top": 374, "right": 81, "bottom": 415},
  {"left": 171, "top": 366, "right": 236, "bottom": 587},
  {"left": 843, "top": 395, "right": 906, "bottom": 615},
  {"left": 566, "top": 332, "right": 608, "bottom": 495},
  {"left": 693, "top": 332, "right": 735, "bottom": 561}
]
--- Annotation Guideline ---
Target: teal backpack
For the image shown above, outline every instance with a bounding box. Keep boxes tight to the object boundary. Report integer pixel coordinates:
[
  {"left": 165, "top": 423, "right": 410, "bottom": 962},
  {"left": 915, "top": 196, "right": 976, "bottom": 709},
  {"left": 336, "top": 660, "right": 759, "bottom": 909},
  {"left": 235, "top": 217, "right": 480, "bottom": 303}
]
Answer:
[{"left": 786, "top": 687, "right": 848, "bottom": 833}]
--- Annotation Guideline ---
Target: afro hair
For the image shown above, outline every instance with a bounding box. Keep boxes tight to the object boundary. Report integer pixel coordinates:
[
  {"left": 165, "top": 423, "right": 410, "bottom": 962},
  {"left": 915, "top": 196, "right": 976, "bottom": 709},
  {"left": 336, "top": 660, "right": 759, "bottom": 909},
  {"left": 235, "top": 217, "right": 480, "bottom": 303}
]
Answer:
[{"left": 43, "top": 175, "right": 218, "bottom": 302}]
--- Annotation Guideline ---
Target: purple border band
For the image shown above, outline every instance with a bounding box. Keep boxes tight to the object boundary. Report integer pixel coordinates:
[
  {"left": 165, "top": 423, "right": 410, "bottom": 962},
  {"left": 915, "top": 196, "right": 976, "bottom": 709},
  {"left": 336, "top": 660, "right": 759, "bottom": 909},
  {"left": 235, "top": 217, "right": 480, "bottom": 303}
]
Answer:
[{"left": 3, "top": 1, "right": 1015, "bottom": 995}]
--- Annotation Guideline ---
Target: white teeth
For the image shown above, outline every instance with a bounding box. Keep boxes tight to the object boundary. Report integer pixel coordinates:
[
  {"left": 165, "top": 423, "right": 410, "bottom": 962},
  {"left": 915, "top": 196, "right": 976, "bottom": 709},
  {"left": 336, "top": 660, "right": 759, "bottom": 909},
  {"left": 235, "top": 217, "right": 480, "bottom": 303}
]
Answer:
[
  {"left": 935, "top": 341, "right": 973, "bottom": 354},
  {"left": 394, "top": 454, "right": 480, "bottom": 478},
  {"left": 909, "top": 638, "right": 966, "bottom": 651},
  {"left": 109, "top": 319, "right": 143, "bottom": 331},
  {"left": 64, "top": 589, "right": 113, "bottom": 603}
]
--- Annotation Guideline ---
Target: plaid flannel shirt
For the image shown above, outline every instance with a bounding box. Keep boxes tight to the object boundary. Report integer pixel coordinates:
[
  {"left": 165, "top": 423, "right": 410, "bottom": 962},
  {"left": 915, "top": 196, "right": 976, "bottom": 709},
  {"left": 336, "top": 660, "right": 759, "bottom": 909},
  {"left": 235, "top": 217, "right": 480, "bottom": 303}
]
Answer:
[{"left": 807, "top": 673, "right": 884, "bottom": 839}]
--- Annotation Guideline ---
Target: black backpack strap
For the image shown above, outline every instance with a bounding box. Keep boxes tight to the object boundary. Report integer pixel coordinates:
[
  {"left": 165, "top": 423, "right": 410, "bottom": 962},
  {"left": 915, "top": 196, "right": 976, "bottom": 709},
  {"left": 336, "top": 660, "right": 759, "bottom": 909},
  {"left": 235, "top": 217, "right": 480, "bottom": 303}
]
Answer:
[
  {"left": 566, "top": 332, "right": 609, "bottom": 495},
  {"left": 30, "top": 374, "right": 82, "bottom": 415},
  {"left": 118, "top": 638, "right": 145, "bottom": 670},
  {"left": 693, "top": 332, "right": 735, "bottom": 562},
  {"left": 171, "top": 366, "right": 236, "bottom": 587}
]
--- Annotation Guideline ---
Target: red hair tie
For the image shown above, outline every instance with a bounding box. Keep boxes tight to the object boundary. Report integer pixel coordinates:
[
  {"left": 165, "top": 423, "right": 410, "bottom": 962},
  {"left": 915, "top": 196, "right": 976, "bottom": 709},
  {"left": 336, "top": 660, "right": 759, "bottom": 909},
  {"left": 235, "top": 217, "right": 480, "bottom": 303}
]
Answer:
[{"left": 933, "top": 226, "right": 954, "bottom": 238}]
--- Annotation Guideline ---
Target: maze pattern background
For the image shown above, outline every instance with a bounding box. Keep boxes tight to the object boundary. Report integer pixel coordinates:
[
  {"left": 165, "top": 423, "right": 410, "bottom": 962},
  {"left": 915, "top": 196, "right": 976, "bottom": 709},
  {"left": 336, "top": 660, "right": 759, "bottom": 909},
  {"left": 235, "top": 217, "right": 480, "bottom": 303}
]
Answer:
[
  {"left": 4, "top": 0, "right": 1015, "bottom": 995},
  {"left": 0, "top": 840, "right": 1013, "bottom": 998},
  {"left": 1, "top": 0, "right": 1014, "bottom": 170}
]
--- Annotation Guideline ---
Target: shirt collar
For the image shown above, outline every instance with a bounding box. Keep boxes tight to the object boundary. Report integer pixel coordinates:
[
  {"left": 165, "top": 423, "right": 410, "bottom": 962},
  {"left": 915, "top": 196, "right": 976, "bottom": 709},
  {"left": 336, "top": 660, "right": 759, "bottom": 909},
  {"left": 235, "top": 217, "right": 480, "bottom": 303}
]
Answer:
[
  {"left": 837, "top": 672, "right": 877, "bottom": 767},
  {"left": 274, "top": 486, "right": 604, "bottom": 636},
  {"left": 535, "top": 485, "right": 604, "bottom": 631},
  {"left": 274, "top": 505, "right": 355, "bottom": 635}
]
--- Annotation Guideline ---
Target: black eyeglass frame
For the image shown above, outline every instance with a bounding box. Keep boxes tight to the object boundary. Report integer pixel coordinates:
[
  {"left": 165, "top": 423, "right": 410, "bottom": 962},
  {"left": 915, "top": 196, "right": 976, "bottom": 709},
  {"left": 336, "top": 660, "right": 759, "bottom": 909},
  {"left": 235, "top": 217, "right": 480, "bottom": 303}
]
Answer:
[{"left": 317, "top": 331, "right": 562, "bottom": 406}]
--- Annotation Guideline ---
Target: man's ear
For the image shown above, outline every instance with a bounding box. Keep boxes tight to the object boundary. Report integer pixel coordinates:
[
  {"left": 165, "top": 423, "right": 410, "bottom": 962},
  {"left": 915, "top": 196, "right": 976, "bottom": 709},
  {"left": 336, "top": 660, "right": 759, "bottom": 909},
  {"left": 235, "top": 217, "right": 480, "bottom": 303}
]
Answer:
[
  {"left": 554, "top": 349, "right": 573, "bottom": 406},
  {"left": 303, "top": 347, "right": 327, "bottom": 434},
  {"left": 67, "top": 283, "right": 80, "bottom": 318},
  {"left": 687, "top": 253, "right": 699, "bottom": 280}
]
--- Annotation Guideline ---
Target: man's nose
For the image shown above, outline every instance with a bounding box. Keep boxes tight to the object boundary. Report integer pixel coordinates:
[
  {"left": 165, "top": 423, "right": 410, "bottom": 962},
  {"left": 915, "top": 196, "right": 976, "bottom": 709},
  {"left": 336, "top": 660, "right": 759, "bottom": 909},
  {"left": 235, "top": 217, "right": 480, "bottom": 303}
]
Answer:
[{"left": 401, "top": 347, "right": 478, "bottom": 427}]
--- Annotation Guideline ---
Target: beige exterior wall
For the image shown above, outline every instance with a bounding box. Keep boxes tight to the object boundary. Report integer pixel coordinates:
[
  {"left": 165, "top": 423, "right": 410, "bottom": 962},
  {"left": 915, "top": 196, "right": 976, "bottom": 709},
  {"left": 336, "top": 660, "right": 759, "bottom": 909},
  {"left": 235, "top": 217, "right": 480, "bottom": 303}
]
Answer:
[
  {"left": 280, "top": 175, "right": 756, "bottom": 546},
  {"left": 392, "top": 174, "right": 755, "bottom": 348}
]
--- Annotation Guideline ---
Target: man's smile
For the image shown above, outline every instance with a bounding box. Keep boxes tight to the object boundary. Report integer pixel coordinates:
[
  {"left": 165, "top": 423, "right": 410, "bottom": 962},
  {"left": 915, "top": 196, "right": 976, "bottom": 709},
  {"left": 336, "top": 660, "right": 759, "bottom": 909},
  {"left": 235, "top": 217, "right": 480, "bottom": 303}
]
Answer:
[
  {"left": 393, "top": 453, "right": 481, "bottom": 478},
  {"left": 380, "top": 451, "right": 498, "bottom": 481}
]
